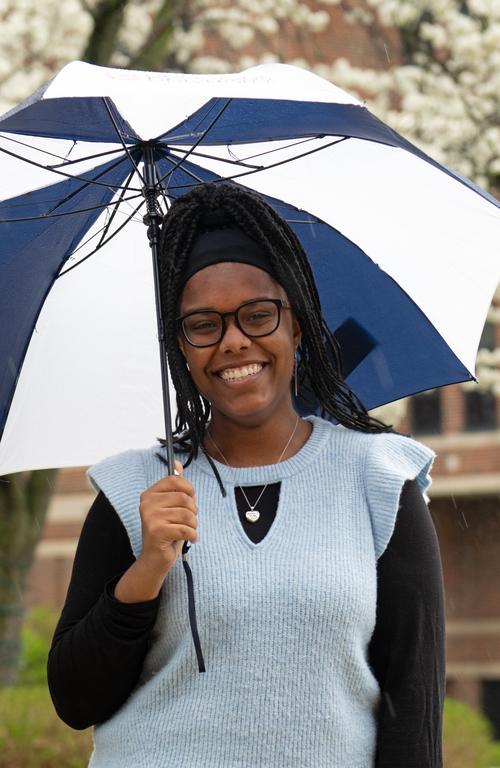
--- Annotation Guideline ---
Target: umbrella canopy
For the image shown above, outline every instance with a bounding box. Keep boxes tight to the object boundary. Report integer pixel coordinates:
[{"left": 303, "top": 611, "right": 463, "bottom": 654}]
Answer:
[{"left": 0, "top": 61, "right": 499, "bottom": 475}]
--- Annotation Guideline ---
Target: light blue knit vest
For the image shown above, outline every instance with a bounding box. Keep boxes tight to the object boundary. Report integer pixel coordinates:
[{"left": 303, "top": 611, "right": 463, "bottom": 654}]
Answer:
[{"left": 87, "top": 415, "right": 435, "bottom": 768}]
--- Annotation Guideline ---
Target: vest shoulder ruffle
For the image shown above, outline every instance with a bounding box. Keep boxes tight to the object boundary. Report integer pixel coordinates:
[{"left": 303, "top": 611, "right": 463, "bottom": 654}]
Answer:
[
  {"left": 87, "top": 445, "right": 167, "bottom": 558},
  {"left": 364, "top": 432, "right": 436, "bottom": 559}
]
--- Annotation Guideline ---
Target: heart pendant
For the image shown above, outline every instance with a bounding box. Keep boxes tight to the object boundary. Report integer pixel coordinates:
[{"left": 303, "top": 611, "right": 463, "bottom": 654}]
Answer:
[{"left": 245, "top": 510, "right": 260, "bottom": 523}]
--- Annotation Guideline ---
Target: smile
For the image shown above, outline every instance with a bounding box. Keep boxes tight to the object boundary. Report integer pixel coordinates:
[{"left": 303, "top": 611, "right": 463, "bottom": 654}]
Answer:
[{"left": 218, "top": 363, "right": 264, "bottom": 382}]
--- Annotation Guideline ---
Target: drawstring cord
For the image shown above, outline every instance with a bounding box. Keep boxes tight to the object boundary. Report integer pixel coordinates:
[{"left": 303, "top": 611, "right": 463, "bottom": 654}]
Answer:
[{"left": 181, "top": 540, "right": 206, "bottom": 673}]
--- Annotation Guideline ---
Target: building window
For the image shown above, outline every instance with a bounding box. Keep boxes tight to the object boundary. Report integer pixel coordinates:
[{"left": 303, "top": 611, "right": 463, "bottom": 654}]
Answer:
[
  {"left": 410, "top": 390, "right": 442, "bottom": 435},
  {"left": 463, "top": 321, "right": 498, "bottom": 431},
  {"left": 479, "top": 320, "right": 496, "bottom": 352},
  {"left": 482, "top": 680, "right": 500, "bottom": 740},
  {"left": 464, "top": 390, "right": 497, "bottom": 431}
]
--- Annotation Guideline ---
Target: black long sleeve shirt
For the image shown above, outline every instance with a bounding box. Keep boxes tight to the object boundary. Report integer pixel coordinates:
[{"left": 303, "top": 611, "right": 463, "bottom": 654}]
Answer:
[{"left": 48, "top": 478, "right": 445, "bottom": 767}]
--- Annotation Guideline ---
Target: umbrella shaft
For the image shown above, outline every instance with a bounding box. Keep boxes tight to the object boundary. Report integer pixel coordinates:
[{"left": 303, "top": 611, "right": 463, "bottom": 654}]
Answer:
[{"left": 143, "top": 145, "right": 175, "bottom": 475}]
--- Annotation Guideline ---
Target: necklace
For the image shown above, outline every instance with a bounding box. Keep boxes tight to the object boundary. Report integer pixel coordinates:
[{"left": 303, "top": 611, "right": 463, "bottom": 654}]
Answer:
[{"left": 206, "top": 416, "right": 300, "bottom": 524}]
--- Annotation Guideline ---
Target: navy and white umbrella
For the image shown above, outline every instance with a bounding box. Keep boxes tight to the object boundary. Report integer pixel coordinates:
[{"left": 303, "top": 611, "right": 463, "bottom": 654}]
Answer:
[{"left": 0, "top": 61, "right": 499, "bottom": 475}]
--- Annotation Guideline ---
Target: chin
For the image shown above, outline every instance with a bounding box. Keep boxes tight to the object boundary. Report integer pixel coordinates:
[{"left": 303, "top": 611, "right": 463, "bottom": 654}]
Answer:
[{"left": 211, "top": 397, "right": 279, "bottom": 426}]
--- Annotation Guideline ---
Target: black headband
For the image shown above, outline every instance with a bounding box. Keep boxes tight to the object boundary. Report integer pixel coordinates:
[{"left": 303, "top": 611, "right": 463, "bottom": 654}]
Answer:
[{"left": 181, "top": 226, "right": 276, "bottom": 288}]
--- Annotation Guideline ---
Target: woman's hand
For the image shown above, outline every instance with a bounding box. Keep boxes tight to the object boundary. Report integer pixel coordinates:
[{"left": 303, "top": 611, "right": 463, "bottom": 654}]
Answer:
[
  {"left": 114, "top": 461, "right": 198, "bottom": 603},
  {"left": 138, "top": 460, "right": 198, "bottom": 574}
]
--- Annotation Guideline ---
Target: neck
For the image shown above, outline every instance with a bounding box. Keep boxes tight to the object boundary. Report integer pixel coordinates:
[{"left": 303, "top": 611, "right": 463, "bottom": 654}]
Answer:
[{"left": 205, "top": 408, "right": 311, "bottom": 467}]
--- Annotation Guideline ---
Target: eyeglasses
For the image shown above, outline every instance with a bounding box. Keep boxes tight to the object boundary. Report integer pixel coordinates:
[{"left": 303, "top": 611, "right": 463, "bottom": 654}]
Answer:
[{"left": 177, "top": 298, "right": 293, "bottom": 348}]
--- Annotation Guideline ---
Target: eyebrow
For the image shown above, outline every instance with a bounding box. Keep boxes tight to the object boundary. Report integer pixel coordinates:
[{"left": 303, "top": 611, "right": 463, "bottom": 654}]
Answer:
[{"left": 179, "top": 295, "right": 280, "bottom": 314}]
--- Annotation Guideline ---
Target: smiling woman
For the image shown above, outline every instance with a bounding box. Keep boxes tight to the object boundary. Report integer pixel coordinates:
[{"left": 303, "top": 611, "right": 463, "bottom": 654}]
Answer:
[{"left": 47, "top": 182, "right": 445, "bottom": 768}]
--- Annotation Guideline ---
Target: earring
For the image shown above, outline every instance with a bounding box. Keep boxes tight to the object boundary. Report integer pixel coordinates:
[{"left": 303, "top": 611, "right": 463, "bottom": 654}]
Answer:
[{"left": 293, "top": 350, "right": 298, "bottom": 397}]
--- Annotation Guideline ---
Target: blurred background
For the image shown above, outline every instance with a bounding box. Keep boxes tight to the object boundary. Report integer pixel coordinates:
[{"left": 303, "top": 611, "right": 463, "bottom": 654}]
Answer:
[{"left": 0, "top": 1, "right": 499, "bottom": 765}]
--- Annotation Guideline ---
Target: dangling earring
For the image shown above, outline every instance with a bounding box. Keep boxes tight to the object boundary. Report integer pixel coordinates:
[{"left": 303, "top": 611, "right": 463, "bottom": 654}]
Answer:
[{"left": 293, "top": 349, "right": 298, "bottom": 398}]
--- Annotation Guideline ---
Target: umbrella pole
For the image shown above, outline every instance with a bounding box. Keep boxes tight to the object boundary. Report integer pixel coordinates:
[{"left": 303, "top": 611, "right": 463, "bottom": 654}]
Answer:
[
  {"left": 142, "top": 145, "right": 175, "bottom": 476},
  {"left": 142, "top": 146, "right": 207, "bottom": 673}
]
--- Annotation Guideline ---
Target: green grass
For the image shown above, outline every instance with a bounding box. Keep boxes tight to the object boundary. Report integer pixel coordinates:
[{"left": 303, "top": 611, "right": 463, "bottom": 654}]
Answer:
[
  {"left": 0, "top": 685, "right": 92, "bottom": 768},
  {"left": 443, "top": 697, "right": 500, "bottom": 768}
]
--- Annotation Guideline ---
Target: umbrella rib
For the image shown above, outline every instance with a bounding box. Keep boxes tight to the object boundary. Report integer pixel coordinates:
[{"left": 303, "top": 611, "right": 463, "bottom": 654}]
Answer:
[
  {"left": 49, "top": 147, "right": 126, "bottom": 169},
  {"left": 42, "top": 154, "right": 136, "bottom": 216},
  {"left": 0, "top": 143, "right": 142, "bottom": 192},
  {"left": 156, "top": 98, "right": 233, "bottom": 186},
  {"left": 190, "top": 98, "right": 226, "bottom": 137},
  {"left": 152, "top": 98, "right": 225, "bottom": 144},
  {"left": 159, "top": 136, "right": 350, "bottom": 193},
  {"left": 0, "top": 193, "right": 143, "bottom": 223},
  {"left": 157, "top": 149, "right": 206, "bottom": 186},
  {"left": 205, "top": 135, "right": 350, "bottom": 185},
  {"left": 166, "top": 135, "right": 321, "bottom": 169},
  {"left": 153, "top": 161, "right": 169, "bottom": 213},
  {"left": 96, "top": 168, "right": 136, "bottom": 248},
  {"left": 63, "top": 180, "right": 141, "bottom": 260},
  {"left": 232, "top": 135, "right": 322, "bottom": 162},
  {"left": 1, "top": 132, "right": 125, "bottom": 169},
  {"left": 102, "top": 97, "right": 146, "bottom": 186},
  {"left": 0, "top": 132, "right": 75, "bottom": 163},
  {"left": 167, "top": 146, "right": 261, "bottom": 170},
  {"left": 56, "top": 198, "right": 146, "bottom": 279}
]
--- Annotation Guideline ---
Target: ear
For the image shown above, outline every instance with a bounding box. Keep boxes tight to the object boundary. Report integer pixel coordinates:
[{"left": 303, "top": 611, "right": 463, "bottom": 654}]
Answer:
[
  {"left": 178, "top": 334, "right": 186, "bottom": 358},
  {"left": 177, "top": 336, "right": 191, "bottom": 371},
  {"left": 292, "top": 315, "right": 302, "bottom": 348}
]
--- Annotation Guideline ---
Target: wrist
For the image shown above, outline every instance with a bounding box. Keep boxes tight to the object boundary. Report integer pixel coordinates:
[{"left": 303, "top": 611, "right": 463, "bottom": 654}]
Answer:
[{"left": 114, "top": 556, "right": 169, "bottom": 604}]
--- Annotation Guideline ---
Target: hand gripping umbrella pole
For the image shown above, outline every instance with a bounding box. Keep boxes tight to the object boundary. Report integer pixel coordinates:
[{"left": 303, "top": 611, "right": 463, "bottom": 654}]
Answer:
[{"left": 142, "top": 145, "right": 206, "bottom": 673}]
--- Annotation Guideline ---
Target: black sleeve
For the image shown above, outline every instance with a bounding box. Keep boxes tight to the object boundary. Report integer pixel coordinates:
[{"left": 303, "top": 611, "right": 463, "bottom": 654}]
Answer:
[
  {"left": 369, "top": 479, "right": 446, "bottom": 768},
  {"left": 47, "top": 492, "right": 161, "bottom": 730}
]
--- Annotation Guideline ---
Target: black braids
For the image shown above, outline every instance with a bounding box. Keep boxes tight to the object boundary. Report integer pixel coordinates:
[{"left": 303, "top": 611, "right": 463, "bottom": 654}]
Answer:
[
  {"left": 160, "top": 204, "right": 208, "bottom": 459},
  {"left": 157, "top": 182, "right": 398, "bottom": 479},
  {"left": 256, "top": 192, "right": 387, "bottom": 431}
]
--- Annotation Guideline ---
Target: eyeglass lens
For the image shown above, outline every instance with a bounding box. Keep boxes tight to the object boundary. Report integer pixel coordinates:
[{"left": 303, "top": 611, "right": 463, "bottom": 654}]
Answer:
[{"left": 182, "top": 300, "right": 280, "bottom": 346}]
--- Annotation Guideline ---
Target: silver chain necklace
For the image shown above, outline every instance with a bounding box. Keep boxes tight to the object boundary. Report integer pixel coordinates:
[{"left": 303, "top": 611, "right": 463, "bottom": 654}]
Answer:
[{"left": 206, "top": 416, "right": 300, "bottom": 524}]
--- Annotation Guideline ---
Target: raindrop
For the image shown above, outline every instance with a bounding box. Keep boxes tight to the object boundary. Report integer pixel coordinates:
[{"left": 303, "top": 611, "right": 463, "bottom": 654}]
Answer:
[
  {"left": 384, "top": 691, "right": 396, "bottom": 718},
  {"left": 383, "top": 43, "right": 391, "bottom": 64}
]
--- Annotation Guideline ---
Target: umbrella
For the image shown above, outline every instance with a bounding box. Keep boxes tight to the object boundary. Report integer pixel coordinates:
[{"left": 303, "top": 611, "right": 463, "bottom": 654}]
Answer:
[{"left": 1, "top": 60, "right": 499, "bottom": 477}]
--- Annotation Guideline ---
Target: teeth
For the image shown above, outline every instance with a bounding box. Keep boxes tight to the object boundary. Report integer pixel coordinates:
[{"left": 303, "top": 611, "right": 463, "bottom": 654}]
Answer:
[{"left": 219, "top": 363, "right": 263, "bottom": 381}]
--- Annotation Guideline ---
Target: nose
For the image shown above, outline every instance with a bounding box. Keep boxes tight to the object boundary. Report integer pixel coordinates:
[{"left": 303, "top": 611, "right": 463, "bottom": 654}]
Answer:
[{"left": 218, "top": 316, "right": 251, "bottom": 353}]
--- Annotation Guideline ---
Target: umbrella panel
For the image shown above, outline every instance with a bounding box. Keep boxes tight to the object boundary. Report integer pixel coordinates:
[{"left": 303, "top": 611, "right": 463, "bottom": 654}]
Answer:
[{"left": 0, "top": 152, "right": 136, "bottom": 436}]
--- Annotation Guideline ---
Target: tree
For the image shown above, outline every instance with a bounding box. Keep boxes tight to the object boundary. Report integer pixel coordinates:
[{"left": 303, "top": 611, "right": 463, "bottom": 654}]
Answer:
[{"left": 0, "top": 471, "right": 56, "bottom": 685}]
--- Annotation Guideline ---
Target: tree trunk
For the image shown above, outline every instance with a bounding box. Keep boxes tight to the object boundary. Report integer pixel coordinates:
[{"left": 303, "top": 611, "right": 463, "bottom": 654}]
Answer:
[
  {"left": 0, "top": 469, "right": 57, "bottom": 686},
  {"left": 129, "top": 0, "right": 182, "bottom": 71},
  {"left": 81, "top": 0, "right": 132, "bottom": 66}
]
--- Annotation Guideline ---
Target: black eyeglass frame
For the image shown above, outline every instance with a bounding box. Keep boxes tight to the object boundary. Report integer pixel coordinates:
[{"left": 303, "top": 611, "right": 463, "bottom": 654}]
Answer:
[{"left": 176, "top": 298, "right": 293, "bottom": 348}]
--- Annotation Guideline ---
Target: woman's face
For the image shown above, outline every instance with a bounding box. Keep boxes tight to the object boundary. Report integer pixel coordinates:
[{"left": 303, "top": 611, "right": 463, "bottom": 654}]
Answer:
[{"left": 177, "top": 262, "right": 301, "bottom": 427}]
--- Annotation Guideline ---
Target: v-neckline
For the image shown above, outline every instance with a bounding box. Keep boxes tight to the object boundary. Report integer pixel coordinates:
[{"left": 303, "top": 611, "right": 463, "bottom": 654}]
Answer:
[
  {"left": 228, "top": 480, "right": 287, "bottom": 552},
  {"left": 234, "top": 482, "right": 280, "bottom": 545}
]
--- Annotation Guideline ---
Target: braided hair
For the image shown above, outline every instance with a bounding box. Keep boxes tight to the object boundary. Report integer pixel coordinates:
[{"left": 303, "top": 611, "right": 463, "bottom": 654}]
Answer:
[{"left": 158, "top": 182, "right": 395, "bottom": 475}]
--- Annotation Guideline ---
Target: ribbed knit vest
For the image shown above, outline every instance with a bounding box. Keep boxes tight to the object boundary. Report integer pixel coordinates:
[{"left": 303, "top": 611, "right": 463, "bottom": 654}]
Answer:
[{"left": 87, "top": 415, "right": 435, "bottom": 768}]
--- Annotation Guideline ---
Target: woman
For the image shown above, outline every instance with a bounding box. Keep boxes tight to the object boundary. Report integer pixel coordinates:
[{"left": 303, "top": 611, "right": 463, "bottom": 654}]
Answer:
[{"left": 48, "top": 182, "right": 445, "bottom": 767}]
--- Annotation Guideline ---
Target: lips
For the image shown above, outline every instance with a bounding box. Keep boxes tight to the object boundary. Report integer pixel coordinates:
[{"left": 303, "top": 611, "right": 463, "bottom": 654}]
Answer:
[{"left": 217, "top": 362, "right": 265, "bottom": 382}]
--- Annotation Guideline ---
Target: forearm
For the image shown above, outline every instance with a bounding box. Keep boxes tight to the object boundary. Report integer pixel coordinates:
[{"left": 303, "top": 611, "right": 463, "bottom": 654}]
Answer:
[{"left": 48, "top": 575, "right": 160, "bottom": 729}]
